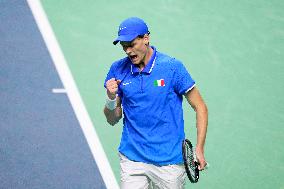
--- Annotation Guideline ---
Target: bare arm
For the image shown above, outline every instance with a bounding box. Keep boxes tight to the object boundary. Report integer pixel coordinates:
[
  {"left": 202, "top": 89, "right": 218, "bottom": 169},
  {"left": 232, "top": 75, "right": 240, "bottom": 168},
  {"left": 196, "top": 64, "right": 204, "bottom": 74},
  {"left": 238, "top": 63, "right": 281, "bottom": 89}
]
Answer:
[
  {"left": 103, "top": 78, "right": 123, "bottom": 126},
  {"left": 104, "top": 96, "right": 122, "bottom": 126},
  {"left": 184, "top": 86, "right": 208, "bottom": 170}
]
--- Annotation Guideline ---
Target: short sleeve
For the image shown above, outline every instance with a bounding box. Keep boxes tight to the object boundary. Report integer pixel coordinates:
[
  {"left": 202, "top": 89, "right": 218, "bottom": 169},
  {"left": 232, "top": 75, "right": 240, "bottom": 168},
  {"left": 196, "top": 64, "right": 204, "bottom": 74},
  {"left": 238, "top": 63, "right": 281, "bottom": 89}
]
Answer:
[{"left": 172, "top": 59, "right": 196, "bottom": 95}]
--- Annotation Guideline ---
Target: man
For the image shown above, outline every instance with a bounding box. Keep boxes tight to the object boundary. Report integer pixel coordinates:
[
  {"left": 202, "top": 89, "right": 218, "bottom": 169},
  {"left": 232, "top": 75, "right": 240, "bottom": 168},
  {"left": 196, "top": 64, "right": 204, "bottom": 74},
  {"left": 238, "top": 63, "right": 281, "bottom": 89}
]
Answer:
[{"left": 104, "top": 17, "right": 208, "bottom": 189}]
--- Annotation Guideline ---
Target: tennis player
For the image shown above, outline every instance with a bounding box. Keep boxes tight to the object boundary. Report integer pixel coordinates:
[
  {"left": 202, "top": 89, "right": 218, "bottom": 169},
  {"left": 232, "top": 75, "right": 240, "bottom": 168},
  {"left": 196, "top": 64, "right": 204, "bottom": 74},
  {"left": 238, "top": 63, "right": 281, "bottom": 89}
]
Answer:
[{"left": 104, "top": 17, "right": 208, "bottom": 189}]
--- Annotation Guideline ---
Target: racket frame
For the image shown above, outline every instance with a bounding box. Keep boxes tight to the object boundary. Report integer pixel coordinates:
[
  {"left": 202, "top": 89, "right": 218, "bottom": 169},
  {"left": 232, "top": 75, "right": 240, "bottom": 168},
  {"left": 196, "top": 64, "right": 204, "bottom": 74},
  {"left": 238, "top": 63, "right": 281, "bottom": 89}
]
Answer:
[{"left": 182, "top": 139, "right": 199, "bottom": 183}]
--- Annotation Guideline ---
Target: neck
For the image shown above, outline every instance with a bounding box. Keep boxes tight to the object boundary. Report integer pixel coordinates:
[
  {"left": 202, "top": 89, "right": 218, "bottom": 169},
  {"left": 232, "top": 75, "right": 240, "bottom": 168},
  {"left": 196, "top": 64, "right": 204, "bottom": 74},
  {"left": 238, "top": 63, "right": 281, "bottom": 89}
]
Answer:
[{"left": 139, "top": 46, "right": 153, "bottom": 71}]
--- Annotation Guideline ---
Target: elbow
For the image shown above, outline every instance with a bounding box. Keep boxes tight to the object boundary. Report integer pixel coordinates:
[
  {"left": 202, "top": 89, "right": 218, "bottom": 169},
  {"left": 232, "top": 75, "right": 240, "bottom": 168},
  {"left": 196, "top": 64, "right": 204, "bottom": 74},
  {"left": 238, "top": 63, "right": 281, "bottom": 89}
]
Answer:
[
  {"left": 107, "top": 119, "right": 118, "bottom": 126},
  {"left": 103, "top": 107, "right": 122, "bottom": 126},
  {"left": 201, "top": 103, "right": 208, "bottom": 116},
  {"left": 203, "top": 103, "right": 208, "bottom": 114},
  {"left": 106, "top": 112, "right": 122, "bottom": 126},
  {"left": 194, "top": 102, "right": 208, "bottom": 114}
]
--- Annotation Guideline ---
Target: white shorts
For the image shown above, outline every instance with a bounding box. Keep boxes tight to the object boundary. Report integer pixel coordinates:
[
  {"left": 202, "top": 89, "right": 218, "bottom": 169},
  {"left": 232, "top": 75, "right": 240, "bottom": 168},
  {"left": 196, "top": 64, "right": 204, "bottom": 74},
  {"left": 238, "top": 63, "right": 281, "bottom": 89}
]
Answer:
[{"left": 119, "top": 153, "right": 186, "bottom": 189}]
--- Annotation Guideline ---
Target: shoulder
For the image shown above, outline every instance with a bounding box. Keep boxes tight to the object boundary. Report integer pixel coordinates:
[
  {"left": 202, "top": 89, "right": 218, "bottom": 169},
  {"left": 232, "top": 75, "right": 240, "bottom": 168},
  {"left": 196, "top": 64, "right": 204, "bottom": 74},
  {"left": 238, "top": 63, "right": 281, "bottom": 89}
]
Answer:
[
  {"left": 109, "top": 57, "right": 132, "bottom": 76},
  {"left": 108, "top": 57, "right": 131, "bottom": 80},
  {"left": 156, "top": 51, "right": 184, "bottom": 70},
  {"left": 110, "top": 57, "right": 130, "bottom": 70}
]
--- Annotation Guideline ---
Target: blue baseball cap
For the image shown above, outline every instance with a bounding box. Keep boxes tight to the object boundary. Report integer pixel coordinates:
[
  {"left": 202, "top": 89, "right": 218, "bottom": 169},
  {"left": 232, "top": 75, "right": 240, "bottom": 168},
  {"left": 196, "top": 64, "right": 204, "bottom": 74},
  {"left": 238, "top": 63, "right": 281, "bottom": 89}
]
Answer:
[{"left": 113, "top": 17, "right": 149, "bottom": 45}]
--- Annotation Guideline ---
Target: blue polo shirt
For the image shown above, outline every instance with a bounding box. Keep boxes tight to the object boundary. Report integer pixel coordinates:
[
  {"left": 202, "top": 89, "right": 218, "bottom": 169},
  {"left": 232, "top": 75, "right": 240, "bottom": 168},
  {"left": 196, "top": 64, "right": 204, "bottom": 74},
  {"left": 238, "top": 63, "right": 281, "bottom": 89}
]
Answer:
[{"left": 104, "top": 46, "right": 195, "bottom": 165}]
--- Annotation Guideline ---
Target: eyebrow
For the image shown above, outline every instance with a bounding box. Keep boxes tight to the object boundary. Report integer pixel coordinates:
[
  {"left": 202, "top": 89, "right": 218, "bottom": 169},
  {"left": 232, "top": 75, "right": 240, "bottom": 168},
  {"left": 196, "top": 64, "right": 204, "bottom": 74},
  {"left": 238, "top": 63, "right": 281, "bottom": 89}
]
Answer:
[{"left": 120, "top": 40, "right": 135, "bottom": 47}]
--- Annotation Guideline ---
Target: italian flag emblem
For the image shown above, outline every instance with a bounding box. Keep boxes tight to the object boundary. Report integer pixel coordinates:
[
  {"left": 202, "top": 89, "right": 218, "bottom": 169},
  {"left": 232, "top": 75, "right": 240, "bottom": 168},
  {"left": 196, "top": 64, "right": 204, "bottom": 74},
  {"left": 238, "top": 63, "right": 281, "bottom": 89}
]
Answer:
[{"left": 154, "top": 79, "right": 165, "bottom": 87}]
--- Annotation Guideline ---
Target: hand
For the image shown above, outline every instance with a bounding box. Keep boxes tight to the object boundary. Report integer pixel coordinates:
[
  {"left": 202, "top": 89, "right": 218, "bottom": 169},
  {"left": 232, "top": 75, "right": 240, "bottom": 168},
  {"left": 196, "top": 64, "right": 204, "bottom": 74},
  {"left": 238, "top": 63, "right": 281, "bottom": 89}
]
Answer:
[
  {"left": 106, "top": 78, "right": 121, "bottom": 100},
  {"left": 195, "top": 147, "right": 208, "bottom": 171}
]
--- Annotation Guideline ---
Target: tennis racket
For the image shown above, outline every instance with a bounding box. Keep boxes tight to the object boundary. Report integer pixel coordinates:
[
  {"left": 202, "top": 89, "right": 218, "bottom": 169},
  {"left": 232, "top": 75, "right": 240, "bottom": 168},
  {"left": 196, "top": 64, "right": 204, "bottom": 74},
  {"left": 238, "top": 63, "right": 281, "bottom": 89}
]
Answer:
[{"left": 182, "top": 139, "right": 199, "bottom": 183}]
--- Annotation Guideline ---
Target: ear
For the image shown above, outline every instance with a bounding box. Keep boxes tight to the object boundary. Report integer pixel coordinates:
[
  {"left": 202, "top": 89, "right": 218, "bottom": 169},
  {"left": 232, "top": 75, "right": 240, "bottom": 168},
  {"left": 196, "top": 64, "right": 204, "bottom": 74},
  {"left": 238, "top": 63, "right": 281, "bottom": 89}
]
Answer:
[{"left": 143, "top": 34, "right": 150, "bottom": 45}]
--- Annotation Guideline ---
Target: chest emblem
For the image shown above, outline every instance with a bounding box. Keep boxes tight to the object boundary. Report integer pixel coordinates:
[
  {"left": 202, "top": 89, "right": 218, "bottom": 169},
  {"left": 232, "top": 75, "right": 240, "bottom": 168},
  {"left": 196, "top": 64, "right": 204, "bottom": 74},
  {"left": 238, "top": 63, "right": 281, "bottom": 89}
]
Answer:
[{"left": 154, "top": 79, "right": 165, "bottom": 87}]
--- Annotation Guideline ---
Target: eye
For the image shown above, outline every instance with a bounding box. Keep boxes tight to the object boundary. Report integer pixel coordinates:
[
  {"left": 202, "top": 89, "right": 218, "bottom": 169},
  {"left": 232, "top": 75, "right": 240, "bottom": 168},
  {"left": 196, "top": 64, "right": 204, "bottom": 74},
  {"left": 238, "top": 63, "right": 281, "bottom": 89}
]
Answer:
[
  {"left": 122, "top": 44, "right": 134, "bottom": 50},
  {"left": 129, "top": 43, "right": 134, "bottom": 48}
]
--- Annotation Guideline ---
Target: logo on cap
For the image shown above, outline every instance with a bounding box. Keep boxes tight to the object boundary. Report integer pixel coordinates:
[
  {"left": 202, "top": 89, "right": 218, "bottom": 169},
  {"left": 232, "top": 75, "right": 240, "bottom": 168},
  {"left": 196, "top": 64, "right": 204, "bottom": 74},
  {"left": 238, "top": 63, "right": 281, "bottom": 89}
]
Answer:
[{"left": 119, "top": 27, "right": 127, "bottom": 31}]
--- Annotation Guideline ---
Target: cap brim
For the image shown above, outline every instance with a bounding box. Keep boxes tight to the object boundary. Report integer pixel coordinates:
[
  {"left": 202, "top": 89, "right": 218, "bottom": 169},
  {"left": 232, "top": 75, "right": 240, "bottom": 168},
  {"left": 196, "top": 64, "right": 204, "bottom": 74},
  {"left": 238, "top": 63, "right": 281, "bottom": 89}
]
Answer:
[{"left": 113, "top": 34, "right": 138, "bottom": 45}]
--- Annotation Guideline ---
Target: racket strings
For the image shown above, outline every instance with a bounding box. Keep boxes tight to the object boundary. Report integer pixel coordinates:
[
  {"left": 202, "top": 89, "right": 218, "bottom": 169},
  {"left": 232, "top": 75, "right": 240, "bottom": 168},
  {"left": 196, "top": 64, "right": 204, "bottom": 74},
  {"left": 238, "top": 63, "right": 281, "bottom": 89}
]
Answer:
[
  {"left": 186, "top": 143, "right": 196, "bottom": 177},
  {"left": 183, "top": 139, "right": 199, "bottom": 183}
]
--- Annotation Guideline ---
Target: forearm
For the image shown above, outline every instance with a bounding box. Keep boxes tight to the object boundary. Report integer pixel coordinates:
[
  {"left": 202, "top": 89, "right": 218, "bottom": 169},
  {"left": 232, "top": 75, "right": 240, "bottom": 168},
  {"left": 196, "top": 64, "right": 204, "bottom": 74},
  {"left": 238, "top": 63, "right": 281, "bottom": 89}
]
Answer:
[
  {"left": 104, "top": 106, "right": 122, "bottom": 126},
  {"left": 195, "top": 103, "right": 208, "bottom": 150},
  {"left": 185, "top": 87, "right": 208, "bottom": 150},
  {"left": 103, "top": 84, "right": 122, "bottom": 126}
]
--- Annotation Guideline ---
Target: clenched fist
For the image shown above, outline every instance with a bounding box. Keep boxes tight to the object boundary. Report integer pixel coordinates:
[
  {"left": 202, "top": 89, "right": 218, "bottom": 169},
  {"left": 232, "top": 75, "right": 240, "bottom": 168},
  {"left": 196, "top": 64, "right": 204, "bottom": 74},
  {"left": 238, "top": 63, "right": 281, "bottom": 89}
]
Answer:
[{"left": 106, "top": 78, "right": 121, "bottom": 100}]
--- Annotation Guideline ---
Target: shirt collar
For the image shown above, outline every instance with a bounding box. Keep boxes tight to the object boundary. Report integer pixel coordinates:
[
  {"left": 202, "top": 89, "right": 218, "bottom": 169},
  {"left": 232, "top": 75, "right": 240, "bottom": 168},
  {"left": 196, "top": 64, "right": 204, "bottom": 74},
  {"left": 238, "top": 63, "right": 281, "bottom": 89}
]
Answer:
[{"left": 130, "top": 46, "right": 157, "bottom": 74}]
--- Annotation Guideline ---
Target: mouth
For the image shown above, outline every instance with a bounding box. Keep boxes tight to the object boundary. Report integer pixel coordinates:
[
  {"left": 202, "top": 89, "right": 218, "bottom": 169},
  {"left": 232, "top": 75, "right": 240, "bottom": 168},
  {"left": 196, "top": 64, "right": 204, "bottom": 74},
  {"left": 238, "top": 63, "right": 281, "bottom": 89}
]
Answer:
[{"left": 129, "top": 55, "right": 138, "bottom": 62}]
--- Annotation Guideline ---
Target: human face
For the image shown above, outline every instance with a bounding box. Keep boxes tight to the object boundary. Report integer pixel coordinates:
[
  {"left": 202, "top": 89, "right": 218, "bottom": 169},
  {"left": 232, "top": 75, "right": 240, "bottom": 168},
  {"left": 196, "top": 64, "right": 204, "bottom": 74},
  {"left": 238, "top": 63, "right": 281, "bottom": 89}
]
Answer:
[{"left": 120, "top": 35, "right": 149, "bottom": 65}]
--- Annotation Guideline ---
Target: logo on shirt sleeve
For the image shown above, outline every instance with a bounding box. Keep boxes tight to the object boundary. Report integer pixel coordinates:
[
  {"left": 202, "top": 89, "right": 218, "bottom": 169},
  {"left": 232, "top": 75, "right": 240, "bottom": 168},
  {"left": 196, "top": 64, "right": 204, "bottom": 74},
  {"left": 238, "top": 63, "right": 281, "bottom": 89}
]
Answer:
[{"left": 154, "top": 79, "right": 165, "bottom": 87}]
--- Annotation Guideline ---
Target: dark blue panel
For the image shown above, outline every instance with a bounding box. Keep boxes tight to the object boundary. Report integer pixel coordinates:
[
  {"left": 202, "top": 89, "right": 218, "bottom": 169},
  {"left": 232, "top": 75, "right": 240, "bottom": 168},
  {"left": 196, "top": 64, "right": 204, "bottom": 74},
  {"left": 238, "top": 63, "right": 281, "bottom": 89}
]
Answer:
[{"left": 0, "top": 1, "right": 106, "bottom": 188}]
